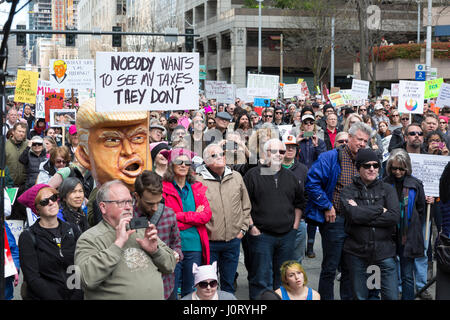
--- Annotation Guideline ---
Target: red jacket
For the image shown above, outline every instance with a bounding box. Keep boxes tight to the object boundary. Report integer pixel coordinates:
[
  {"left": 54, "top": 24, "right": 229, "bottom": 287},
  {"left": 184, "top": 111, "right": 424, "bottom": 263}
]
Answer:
[{"left": 162, "top": 181, "right": 211, "bottom": 265}]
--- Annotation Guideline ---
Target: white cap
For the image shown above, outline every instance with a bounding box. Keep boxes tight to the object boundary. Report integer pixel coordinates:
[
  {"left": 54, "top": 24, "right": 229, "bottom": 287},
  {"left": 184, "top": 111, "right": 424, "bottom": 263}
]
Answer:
[
  {"left": 282, "top": 134, "right": 297, "bottom": 145},
  {"left": 374, "top": 104, "right": 384, "bottom": 110},
  {"left": 301, "top": 114, "right": 315, "bottom": 122},
  {"left": 193, "top": 262, "right": 218, "bottom": 286}
]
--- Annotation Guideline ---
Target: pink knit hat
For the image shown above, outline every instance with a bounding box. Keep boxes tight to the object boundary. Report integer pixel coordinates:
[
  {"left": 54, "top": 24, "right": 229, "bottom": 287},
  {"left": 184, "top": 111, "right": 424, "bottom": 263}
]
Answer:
[
  {"left": 17, "top": 184, "right": 51, "bottom": 216},
  {"left": 161, "top": 148, "right": 196, "bottom": 163}
]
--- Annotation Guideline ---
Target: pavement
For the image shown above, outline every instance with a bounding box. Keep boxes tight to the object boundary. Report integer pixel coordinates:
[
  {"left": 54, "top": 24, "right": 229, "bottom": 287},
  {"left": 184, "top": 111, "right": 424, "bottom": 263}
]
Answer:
[{"left": 12, "top": 229, "right": 437, "bottom": 300}]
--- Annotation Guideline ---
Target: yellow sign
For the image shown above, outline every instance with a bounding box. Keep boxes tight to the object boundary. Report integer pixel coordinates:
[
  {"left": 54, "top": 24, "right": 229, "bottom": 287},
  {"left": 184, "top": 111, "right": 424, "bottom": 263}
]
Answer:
[
  {"left": 14, "top": 70, "right": 39, "bottom": 104},
  {"left": 297, "top": 78, "right": 304, "bottom": 84},
  {"left": 329, "top": 92, "right": 345, "bottom": 107}
]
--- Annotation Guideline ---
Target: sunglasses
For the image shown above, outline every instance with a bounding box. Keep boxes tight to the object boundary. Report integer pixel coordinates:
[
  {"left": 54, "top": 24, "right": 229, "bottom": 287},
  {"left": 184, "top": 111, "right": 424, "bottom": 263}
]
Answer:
[
  {"left": 169, "top": 120, "right": 178, "bottom": 124},
  {"left": 275, "top": 112, "right": 283, "bottom": 114},
  {"left": 407, "top": 131, "right": 423, "bottom": 136},
  {"left": 55, "top": 159, "right": 67, "bottom": 164},
  {"left": 391, "top": 166, "right": 406, "bottom": 172},
  {"left": 359, "top": 108, "right": 367, "bottom": 111},
  {"left": 361, "top": 163, "right": 380, "bottom": 169},
  {"left": 264, "top": 115, "right": 273, "bottom": 118},
  {"left": 172, "top": 159, "right": 192, "bottom": 166},
  {"left": 337, "top": 139, "right": 348, "bottom": 144},
  {"left": 210, "top": 152, "right": 224, "bottom": 159},
  {"left": 39, "top": 194, "right": 58, "bottom": 207},
  {"left": 32, "top": 143, "right": 43, "bottom": 147},
  {"left": 401, "top": 118, "right": 409, "bottom": 121},
  {"left": 197, "top": 280, "right": 218, "bottom": 289},
  {"left": 440, "top": 121, "right": 447, "bottom": 124},
  {"left": 269, "top": 149, "right": 286, "bottom": 155},
  {"left": 208, "top": 121, "right": 215, "bottom": 125},
  {"left": 303, "top": 120, "right": 314, "bottom": 125}
]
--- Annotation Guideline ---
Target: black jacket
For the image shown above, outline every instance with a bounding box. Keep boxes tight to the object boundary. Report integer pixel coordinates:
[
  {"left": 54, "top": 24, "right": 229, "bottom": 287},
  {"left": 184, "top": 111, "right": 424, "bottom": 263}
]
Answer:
[
  {"left": 19, "top": 147, "right": 48, "bottom": 189},
  {"left": 340, "top": 176, "right": 400, "bottom": 263},
  {"left": 243, "top": 163, "right": 306, "bottom": 235},
  {"left": 388, "top": 127, "right": 404, "bottom": 152},
  {"left": 286, "top": 159, "right": 308, "bottom": 196},
  {"left": 18, "top": 219, "right": 83, "bottom": 300},
  {"left": 383, "top": 175, "right": 426, "bottom": 258},
  {"left": 323, "top": 127, "right": 340, "bottom": 151}
]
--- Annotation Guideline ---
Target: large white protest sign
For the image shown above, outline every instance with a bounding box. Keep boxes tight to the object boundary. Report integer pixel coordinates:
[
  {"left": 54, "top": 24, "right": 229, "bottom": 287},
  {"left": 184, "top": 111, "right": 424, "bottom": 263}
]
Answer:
[
  {"left": 398, "top": 80, "right": 425, "bottom": 114},
  {"left": 236, "top": 88, "right": 251, "bottom": 103},
  {"left": 351, "top": 79, "right": 370, "bottom": 99},
  {"left": 96, "top": 52, "right": 199, "bottom": 112},
  {"left": 341, "top": 90, "right": 365, "bottom": 106},
  {"left": 436, "top": 82, "right": 450, "bottom": 108},
  {"left": 217, "top": 84, "right": 236, "bottom": 104},
  {"left": 50, "top": 59, "right": 95, "bottom": 90},
  {"left": 391, "top": 83, "right": 399, "bottom": 97},
  {"left": 283, "top": 84, "right": 302, "bottom": 99},
  {"left": 247, "top": 74, "right": 279, "bottom": 99},
  {"left": 36, "top": 80, "right": 50, "bottom": 119},
  {"left": 205, "top": 81, "right": 235, "bottom": 104},
  {"left": 409, "top": 153, "right": 450, "bottom": 197}
]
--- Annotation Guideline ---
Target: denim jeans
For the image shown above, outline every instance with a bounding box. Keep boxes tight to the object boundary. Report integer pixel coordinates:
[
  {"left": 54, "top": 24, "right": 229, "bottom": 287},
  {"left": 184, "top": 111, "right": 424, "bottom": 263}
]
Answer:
[
  {"left": 174, "top": 251, "right": 202, "bottom": 299},
  {"left": 414, "top": 222, "right": 431, "bottom": 290},
  {"left": 247, "top": 229, "right": 296, "bottom": 300},
  {"left": 318, "top": 215, "right": 352, "bottom": 300},
  {"left": 346, "top": 254, "right": 399, "bottom": 300},
  {"left": 398, "top": 246, "right": 416, "bottom": 300},
  {"left": 209, "top": 237, "right": 241, "bottom": 294},
  {"left": 307, "top": 221, "right": 317, "bottom": 252},
  {"left": 293, "top": 220, "right": 307, "bottom": 264}
]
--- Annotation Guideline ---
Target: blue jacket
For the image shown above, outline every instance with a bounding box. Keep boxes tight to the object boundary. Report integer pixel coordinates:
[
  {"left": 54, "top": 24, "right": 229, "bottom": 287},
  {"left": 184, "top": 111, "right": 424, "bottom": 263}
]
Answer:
[
  {"left": 304, "top": 148, "right": 341, "bottom": 224},
  {"left": 298, "top": 137, "right": 327, "bottom": 169}
]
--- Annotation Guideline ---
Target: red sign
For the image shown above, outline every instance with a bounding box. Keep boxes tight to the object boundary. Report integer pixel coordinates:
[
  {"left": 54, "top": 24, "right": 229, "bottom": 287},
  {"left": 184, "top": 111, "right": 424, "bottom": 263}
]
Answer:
[{"left": 45, "top": 92, "right": 64, "bottom": 123}]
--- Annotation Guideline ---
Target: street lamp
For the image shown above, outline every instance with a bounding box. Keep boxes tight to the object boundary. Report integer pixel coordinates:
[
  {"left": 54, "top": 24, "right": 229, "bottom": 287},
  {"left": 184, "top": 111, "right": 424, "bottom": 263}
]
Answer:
[
  {"left": 257, "top": 0, "right": 263, "bottom": 74},
  {"left": 269, "top": 34, "right": 283, "bottom": 83},
  {"left": 416, "top": 0, "right": 421, "bottom": 43}
]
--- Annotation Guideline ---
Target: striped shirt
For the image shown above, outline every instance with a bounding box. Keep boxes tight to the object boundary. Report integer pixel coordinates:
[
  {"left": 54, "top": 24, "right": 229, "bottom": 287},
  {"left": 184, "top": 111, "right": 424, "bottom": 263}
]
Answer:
[{"left": 332, "top": 145, "right": 358, "bottom": 215}]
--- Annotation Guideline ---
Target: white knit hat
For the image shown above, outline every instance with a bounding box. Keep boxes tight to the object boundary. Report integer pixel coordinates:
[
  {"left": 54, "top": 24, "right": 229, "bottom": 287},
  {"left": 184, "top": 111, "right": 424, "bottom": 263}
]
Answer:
[{"left": 193, "top": 261, "right": 218, "bottom": 286}]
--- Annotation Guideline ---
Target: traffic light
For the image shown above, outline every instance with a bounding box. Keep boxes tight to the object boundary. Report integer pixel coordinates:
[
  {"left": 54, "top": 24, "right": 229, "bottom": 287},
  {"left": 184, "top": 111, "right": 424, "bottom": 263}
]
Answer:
[
  {"left": 16, "top": 24, "right": 26, "bottom": 46},
  {"left": 112, "top": 26, "right": 122, "bottom": 47},
  {"left": 66, "top": 33, "right": 76, "bottom": 47},
  {"left": 185, "top": 28, "right": 194, "bottom": 52}
]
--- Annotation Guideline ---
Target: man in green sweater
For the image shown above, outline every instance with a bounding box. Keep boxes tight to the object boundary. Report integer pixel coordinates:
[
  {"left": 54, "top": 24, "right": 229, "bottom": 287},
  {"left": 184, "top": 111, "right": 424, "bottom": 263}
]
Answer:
[{"left": 75, "top": 180, "right": 176, "bottom": 299}]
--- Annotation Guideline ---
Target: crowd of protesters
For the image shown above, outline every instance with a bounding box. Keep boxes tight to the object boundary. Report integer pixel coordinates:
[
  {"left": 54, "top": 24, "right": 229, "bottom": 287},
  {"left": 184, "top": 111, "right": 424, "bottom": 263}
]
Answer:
[{"left": 2, "top": 93, "right": 450, "bottom": 301}]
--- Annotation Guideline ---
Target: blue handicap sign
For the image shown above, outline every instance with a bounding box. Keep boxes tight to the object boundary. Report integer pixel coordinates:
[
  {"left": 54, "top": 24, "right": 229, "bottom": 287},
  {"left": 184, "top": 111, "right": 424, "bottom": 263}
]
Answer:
[
  {"left": 254, "top": 97, "right": 271, "bottom": 107},
  {"left": 415, "top": 71, "right": 426, "bottom": 81}
]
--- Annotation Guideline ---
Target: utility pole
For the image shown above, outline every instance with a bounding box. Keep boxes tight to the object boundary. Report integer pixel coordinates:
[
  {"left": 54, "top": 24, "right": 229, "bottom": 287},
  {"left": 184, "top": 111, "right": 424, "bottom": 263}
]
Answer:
[
  {"left": 257, "top": 0, "right": 263, "bottom": 74},
  {"left": 417, "top": 0, "right": 421, "bottom": 43},
  {"left": 280, "top": 33, "right": 283, "bottom": 83},
  {"left": 425, "top": 0, "right": 432, "bottom": 80},
  {"left": 331, "top": 16, "right": 335, "bottom": 88}
]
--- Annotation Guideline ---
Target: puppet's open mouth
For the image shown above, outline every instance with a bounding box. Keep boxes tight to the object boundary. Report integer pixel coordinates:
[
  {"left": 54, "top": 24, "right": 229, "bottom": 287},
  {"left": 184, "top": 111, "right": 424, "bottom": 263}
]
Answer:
[{"left": 121, "top": 159, "right": 143, "bottom": 177}]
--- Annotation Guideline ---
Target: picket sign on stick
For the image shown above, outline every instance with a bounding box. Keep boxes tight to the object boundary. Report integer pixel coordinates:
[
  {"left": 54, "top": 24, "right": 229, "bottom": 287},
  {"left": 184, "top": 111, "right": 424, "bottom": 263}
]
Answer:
[{"left": 425, "top": 204, "right": 431, "bottom": 241}]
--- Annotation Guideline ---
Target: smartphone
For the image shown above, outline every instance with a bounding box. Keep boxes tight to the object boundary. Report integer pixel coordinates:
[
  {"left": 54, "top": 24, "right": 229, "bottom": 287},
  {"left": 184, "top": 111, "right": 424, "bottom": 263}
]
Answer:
[
  {"left": 126, "top": 217, "right": 149, "bottom": 230},
  {"left": 303, "top": 131, "right": 314, "bottom": 138}
]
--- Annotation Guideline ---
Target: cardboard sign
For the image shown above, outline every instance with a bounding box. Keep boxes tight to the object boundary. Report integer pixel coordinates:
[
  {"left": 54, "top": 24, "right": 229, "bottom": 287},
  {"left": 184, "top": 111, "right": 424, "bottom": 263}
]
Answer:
[
  {"left": 14, "top": 70, "right": 39, "bottom": 104},
  {"left": 49, "top": 59, "right": 95, "bottom": 90},
  {"left": 5, "top": 220, "right": 24, "bottom": 246},
  {"left": 44, "top": 92, "right": 64, "bottom": 122},
  {"left": 329, "top": 92, "right": 346, "bottom": 107},
  {"left": 49, "top": 109, "right": 76, "bottom": 127},
  {"left": 425, "top": 78, "right": 444, "bottom": 100},
  {"left": 95, "top": 52, "right": 200, "bottom": 112},
  {"left": 391, "top": 83, "right": 399, "bottom": 97},
  {"left": 236, "top": 88, "right": 251, "bottom": 103},
  {"left": 36, "top": 80, "right": 62, "bottom": 119},
  {"left": 398, "top": 80, "right": 425, "bottom": 114},
  {"left": 436, "top": 83, "right": 450, "bottom": 108},
  {"left": 409, "top": 153, "right": 450, "bottom": 197},
  {"left": 5, "top": 188, "right": 18, "bottom": 205},
  {"left": 246, "top": 74, "right": 279, "bottom": 98},
  {"left": 351, "top": 79, "right": 370, "bottom": 99},
  {"left": 283, "top": 84, "right": 302, "bottom": 99}
]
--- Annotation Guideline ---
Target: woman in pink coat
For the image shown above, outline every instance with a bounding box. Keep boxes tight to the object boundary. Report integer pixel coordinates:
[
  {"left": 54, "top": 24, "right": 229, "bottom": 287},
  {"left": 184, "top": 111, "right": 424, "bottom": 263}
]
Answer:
[{"left": 161, "top": 148, "right": 212, "bottom": 299}]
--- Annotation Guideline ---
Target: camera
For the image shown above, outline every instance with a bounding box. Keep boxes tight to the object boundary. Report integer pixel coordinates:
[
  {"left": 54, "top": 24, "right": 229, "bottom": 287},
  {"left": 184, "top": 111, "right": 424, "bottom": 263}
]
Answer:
[{"left": 127, "top": 217, "right": 149, "bottom": 230}]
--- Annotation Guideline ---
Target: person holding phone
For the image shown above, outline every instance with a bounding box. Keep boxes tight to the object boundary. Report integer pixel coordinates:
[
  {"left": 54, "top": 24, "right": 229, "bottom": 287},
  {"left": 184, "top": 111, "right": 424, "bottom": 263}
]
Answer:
[{"left": 296, "top": 114, "right": 327, "bottom": 169}]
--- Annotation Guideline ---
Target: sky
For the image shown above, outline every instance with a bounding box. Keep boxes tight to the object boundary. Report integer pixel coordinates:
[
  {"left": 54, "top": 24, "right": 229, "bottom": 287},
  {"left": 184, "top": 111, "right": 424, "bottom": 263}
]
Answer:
[{"left": 0, "top": 0, "right": 29, "bottom": 28}]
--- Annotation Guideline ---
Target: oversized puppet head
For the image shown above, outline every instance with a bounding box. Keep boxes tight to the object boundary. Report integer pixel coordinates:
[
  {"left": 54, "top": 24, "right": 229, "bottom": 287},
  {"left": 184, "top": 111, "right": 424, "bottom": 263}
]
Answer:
[{"left": 75, "top": 98, "right": 151, "bottom": 191}]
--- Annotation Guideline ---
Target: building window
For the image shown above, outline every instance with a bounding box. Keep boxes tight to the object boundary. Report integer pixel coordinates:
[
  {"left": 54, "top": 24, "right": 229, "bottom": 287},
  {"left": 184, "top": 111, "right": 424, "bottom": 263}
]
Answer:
[{"left": 117, "top": 0, "right": 126, "bottom": 15}]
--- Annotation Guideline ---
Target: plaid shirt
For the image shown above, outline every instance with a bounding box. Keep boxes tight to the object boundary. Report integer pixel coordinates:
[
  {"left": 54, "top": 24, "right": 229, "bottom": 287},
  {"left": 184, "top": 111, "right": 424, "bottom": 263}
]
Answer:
[
  {"left": 332, "top": 145, "right": 357, "bottom": 215},
  {"left": 135, "top": 205, "right": 182, "bottom": 299}
]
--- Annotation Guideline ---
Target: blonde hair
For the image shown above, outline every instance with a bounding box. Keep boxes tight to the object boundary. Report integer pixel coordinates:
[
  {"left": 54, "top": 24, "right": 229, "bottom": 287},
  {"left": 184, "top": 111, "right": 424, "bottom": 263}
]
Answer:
[{"left": 280, "top": 260, "right": 308, "bottom": 286}]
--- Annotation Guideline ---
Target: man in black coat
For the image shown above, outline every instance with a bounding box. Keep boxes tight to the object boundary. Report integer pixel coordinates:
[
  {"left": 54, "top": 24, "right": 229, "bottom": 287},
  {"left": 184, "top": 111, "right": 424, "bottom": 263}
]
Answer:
[{"left": 340, "top": 148, "right": 400, "bottom": 300}]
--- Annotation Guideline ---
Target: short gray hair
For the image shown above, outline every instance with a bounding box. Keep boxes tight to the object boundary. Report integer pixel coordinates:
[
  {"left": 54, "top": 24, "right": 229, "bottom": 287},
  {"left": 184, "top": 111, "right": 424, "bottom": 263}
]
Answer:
[
  {"left": 263, "top": 138, "right": 284, "bottom": 156},
  {"left": 386, "top": 148, "right": 412, "bottom": 176},
  {"left": 348, "top": 121, "right": 373, "bottom": 138},
  {"left": 203, "top": 143, "right": 221, "bottom": 161},
  {"left": 96, "top": 180, "right": 128, "bottom": 206}
]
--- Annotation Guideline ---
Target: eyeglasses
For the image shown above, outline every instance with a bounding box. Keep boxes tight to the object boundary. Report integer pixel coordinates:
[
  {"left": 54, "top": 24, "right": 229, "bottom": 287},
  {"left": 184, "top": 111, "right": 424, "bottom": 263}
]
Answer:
[
  {"left": 392, "top": 114, "right": 399, "bottom": 117},
  {"left": 55, "top": 159, "right": 67, "bottom": 164},
  {"left": 39, "top": 194, "right": 58, "bottom": 207},
  {"left": 275, "top": 112, "right": 283, "bottom": 114},
  {"left": 401, "top": 118, "right": 409, "bottom": 121},
  {"left": 359, "top": 108, "right": 367, "bottom": 111},
  {"left": 169, "top": 119, "right": 178, "bottom": 124},
  {"left": 172, "top": 159, "right": 192, "bottom": 166},
  {"left": 103, "top": 199, "right": 135, "bottom": 208},
  {"left": 32, "top": 143, "right": 43, "bottom": 147},
  {"left": 210, "top": 152, "right": 224, "bottom": 159},
  {"left": 361, "top": 163, "right": 380, "bottom": 169},
  {"left": 391, "top": 166, "right": 406, "bottom": 172},
  {"left": 264, "top": 115, "right": 273, "bottom": 118},
  {"left": 407, "top": 131, "right": 423, "bottom": 136},
  {"left": 337, "top": 139, "right": 348, "bottom": 144},
  {"left": 197, "top": 280, "right": 218, "bottom": 289},
  {"left": 303, "top": 120, "right": 314, "bottom": 125},
  {"left": 269, "top": 149, "right": 286, "bottom": 155},
  {"left": 208, "top": 121, "right": 215, "bottom": 125}
]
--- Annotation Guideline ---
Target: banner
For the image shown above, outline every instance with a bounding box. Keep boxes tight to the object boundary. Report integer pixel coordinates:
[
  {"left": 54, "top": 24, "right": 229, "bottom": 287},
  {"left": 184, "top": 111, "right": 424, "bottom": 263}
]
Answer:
[
  {"left": 436, "top": 83, "right": 450, "bottom": 108},
  {"left": 44, "top": 92, "right": 64, "bottom": 123},
  {"left": 283, "top": 84, "right": 302, "bottom": 99},
  {"left": 424, "top": 78, "right": 444, "bottom": 100},
  {"left": 254, "top": 98, "right": 271, "bottom": 107},
  {"left": 397, "top": 80, "right": 425, "bottom": 115},
  {"left": 246, "top": 74, "right": 279, "bottom": 99},
  {"left": 351, "top": 79, "right": 370, "bottom": 99},
  {"left": 95, "top": 52, "right": 199, "bottom": 112},
  {"left": 14, "top": 70, "right": 39, "bottom": 104},
  {"left": 409, "top": 153, "right": 450, "bottom": 197},
  {"left": 5, "top": 220, "right": 24, "bottom": 246},
  {"left": 49, "top": 59, "right": 95, "bottom": 90},
  {"left": 341, "top": 90, "right": 365, "bottom": 106}
]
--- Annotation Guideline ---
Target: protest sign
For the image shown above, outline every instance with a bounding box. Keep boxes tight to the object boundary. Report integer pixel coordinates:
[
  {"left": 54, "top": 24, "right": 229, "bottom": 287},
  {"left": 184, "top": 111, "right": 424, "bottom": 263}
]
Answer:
[
  {"left": 330, "top": 87, "right": 340, "bottom": 94},
  {"left": 217, "top": 84, "right": 235, "bottom": 104},
  {"left": 351, "top": 79, "right": 370, "bottom": 99},
  {"left": 44, "top": 92, "right": 64, "bottom": 122},
  {"left": 49, "top": 59, "right": 95, "bottom": 90},
  {"left": 424, "top": 78, "right": 443, "bottom": 99},
  {"left": 36, "top": 80, "right": 62, "bottom": 119},
  {"left": 96, "top": 52, "right": 199, "bottom": 112},
  {"left": 50, "top": 109, "right": 76, "bottom": 127},
  {"left": 300, "top": 81, "right": 310, "bottom": 97},
  {"left": 381, "top": 136, "right": 392, "bottom": 162},
  {"left": 341, "top": 90, "right": 365, "bottom": 106},
  {"left": 205, "top": 81, "right": 226, "bottom": 99},
  {"left": 283, "top": 84, "right": 302, "bottom": 99},
  {"left": 247, "top": 74, "right": 279, "bottom": 98},
  {"left": 254, "top": 98, "right": 271, "bottom": 107},
  {"left": 5, "top": 220, "right": 24, "bottom": 246},
  {"left": 26, "top": 208, "right": 39, "bottom": 227},
  {"left": 14, "top": 70, "right": 39, "bottom": 104},
  {"left": 328, "top": 92, "right": 346, "bottom": 107},
  {"left": 5, "top": 188, "right": 18, "bottom": 205},
  {"left": 236, "top": 88, "right": 251, "bottom": 103},
  {"left": 4, "top": 230, "right": 18, "bottom": 278},
  {"left": 397, "top": 80, "right": 425, "bottom": 114},
  {"left": 391, "top": 83, "right": 399, "bottom": 97},
  {"left": 277, "top": 125, "right": 293, "bottom": 138},
  {"left": 409, "top": 153, "right": 450, "bottom": 197},
  {"left": 435, "top": 83, "right": 450, "bottom": 108}
]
